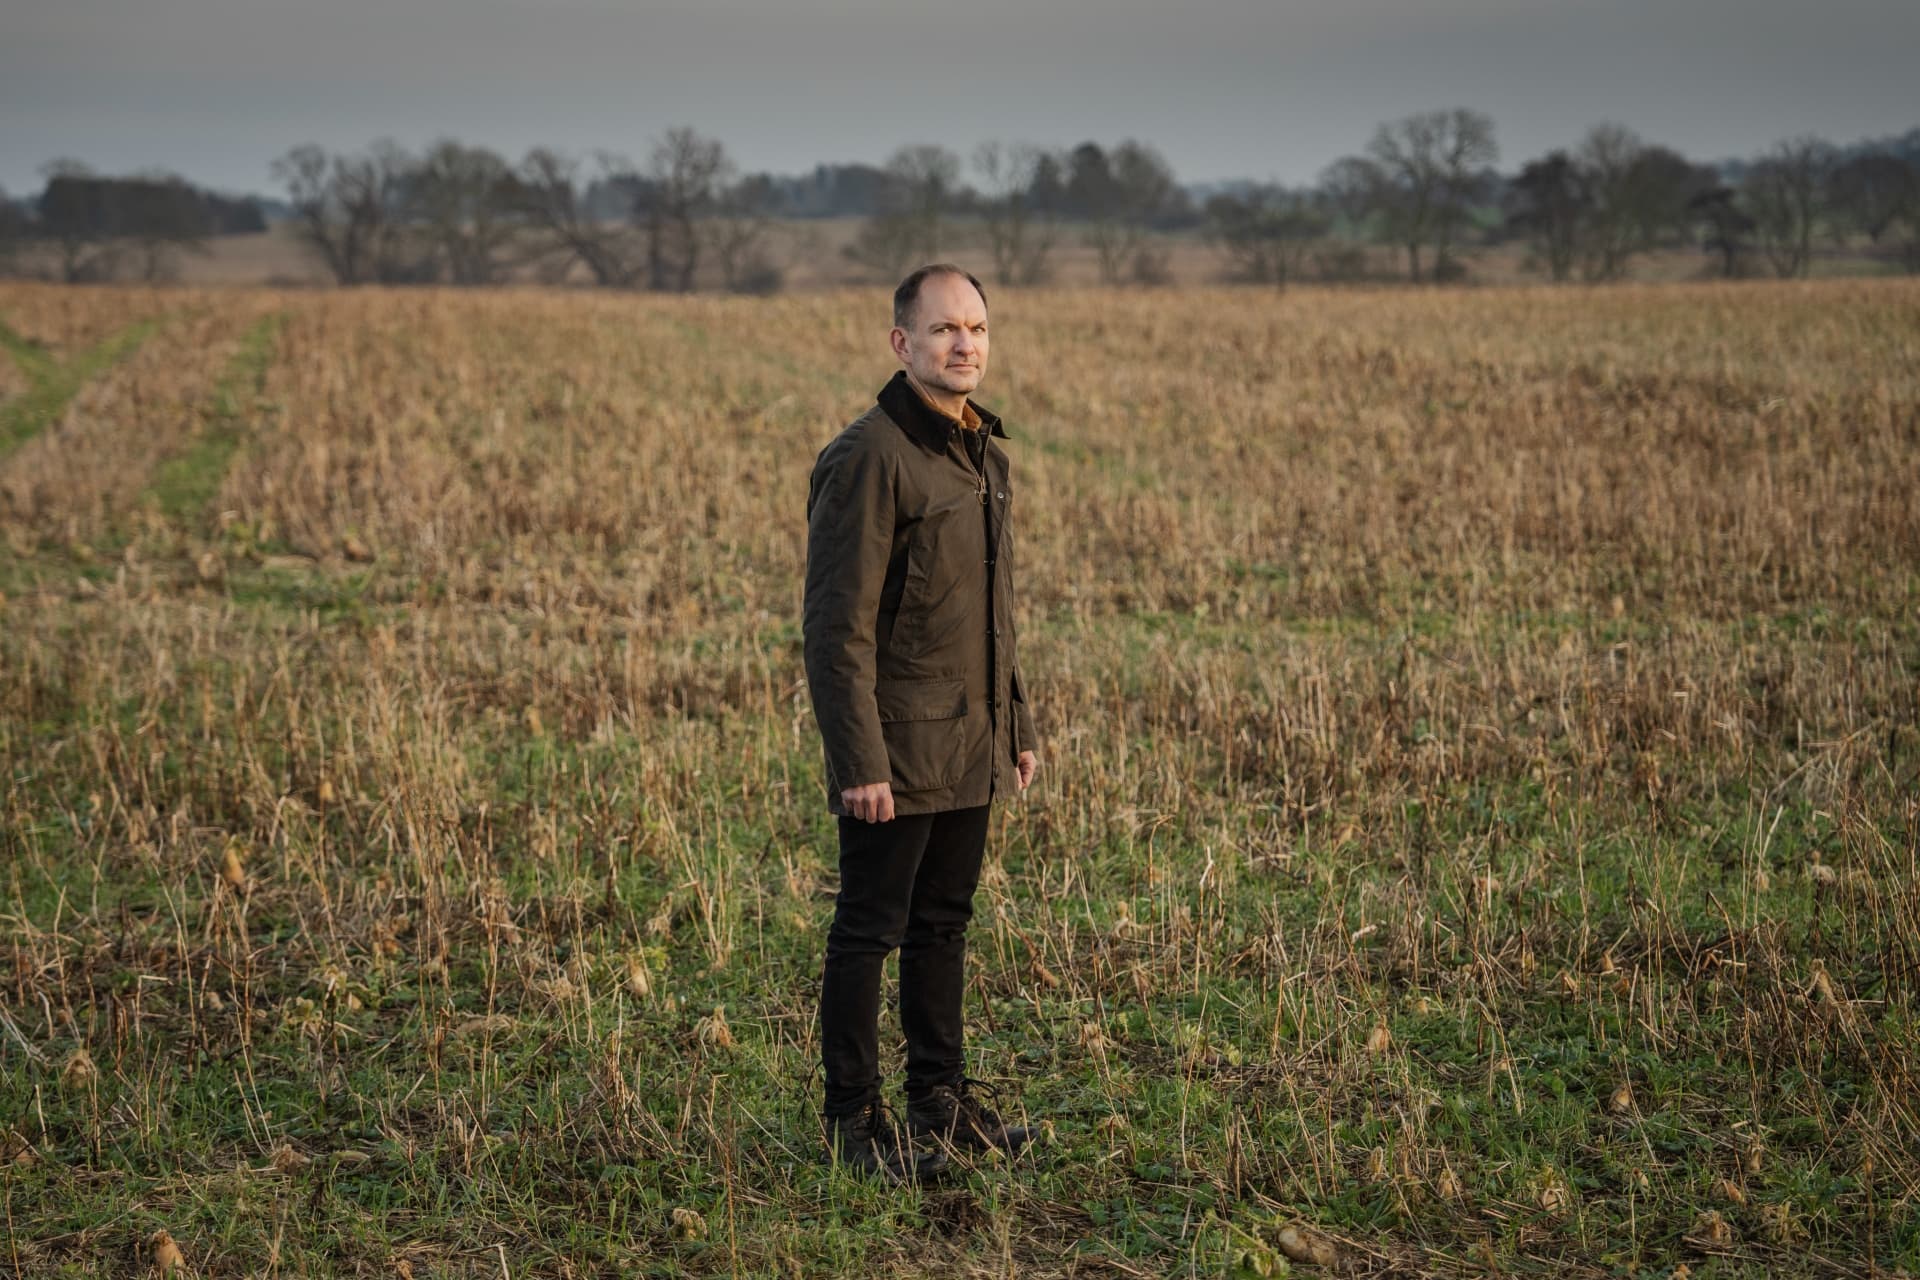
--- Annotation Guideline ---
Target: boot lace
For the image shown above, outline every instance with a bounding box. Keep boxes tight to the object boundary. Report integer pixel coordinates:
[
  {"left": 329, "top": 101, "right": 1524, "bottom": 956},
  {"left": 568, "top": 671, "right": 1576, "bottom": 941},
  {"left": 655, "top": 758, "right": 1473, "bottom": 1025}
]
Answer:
[
  {"left": 844, "top": 1097, "right": 909, "bottom": 1148},
  {"left": 950, "top": 1077, "right": 1009, "bottom": 1126}
]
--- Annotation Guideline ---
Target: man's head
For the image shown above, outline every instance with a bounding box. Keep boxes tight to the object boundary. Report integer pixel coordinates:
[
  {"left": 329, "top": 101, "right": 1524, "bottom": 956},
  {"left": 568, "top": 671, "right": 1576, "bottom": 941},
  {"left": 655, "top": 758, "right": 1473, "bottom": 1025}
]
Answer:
[{"left": 890, "top": 264, "right": 989, "bottom": 403}]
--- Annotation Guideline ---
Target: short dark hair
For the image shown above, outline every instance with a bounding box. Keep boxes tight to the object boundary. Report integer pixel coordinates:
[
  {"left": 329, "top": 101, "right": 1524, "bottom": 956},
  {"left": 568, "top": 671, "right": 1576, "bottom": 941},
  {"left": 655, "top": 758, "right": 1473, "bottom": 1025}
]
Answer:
[{"left": 893, "top": 263, "right": 987, "bottom": 330}]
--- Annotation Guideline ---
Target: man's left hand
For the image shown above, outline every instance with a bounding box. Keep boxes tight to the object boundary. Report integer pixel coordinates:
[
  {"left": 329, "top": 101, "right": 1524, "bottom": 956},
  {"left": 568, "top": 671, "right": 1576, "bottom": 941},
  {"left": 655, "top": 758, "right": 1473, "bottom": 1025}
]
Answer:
[{"left": 1016, "top": 751, "right": 1038, "bottom": 791}]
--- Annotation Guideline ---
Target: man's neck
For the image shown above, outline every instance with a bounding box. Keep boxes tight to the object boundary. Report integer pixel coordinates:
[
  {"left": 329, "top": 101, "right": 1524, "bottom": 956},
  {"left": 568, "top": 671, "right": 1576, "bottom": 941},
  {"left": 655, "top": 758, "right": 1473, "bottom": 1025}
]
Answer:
[{"left": 904, "top": 371, "right": 972, "bottom": 424}]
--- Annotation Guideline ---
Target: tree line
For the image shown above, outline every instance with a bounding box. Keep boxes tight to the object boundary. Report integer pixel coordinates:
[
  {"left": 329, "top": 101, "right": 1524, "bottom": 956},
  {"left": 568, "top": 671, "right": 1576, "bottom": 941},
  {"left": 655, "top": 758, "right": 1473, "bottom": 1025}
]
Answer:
[
  {"left": 1220, "top": 112, "right": 1919, "bottom": 285},
  {"left": 3, "top": 113, "right": 1916, "bottom": 288},
  {"left": 256, "top": 133, "right": 1199, "bottom": 290},
  {"left": 0, "top": 162, "right": 265, "bottom": 282}
]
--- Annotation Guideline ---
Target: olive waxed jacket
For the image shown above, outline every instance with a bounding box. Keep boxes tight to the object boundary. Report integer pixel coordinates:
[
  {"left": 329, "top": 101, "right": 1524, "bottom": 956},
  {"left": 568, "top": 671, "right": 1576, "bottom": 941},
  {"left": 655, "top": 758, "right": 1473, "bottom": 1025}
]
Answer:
[{"left": 803, "top": 371, "right": 1038, "bottom": 816}]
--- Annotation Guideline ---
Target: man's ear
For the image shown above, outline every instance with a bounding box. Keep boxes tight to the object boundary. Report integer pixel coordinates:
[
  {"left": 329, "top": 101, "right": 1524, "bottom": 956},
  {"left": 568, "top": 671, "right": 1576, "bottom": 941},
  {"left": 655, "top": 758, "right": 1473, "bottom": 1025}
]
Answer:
[{"left": 888, "top": 326, "right": 910, "bottom": 362}]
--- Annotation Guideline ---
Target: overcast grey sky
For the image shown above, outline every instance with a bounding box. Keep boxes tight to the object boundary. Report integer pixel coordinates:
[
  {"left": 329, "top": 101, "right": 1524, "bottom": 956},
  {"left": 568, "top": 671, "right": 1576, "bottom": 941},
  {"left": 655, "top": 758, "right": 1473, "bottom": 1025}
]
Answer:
[{"left": 3, "top": 0, "right": 1915, "bottom": 196}]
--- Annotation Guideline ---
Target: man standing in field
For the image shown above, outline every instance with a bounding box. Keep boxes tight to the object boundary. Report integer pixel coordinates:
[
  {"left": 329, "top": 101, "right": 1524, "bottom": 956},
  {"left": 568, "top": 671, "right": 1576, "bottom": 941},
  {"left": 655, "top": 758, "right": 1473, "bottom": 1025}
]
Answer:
[{"left": 803, "top": 264, "right": 1040, "bottom": 1183}]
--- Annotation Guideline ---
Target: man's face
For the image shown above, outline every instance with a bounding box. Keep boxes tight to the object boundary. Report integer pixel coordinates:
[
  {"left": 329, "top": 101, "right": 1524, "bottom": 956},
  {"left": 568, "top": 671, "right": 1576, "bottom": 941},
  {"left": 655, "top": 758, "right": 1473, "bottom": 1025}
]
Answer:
[{"left": 890, "top": 273, "right": 989, "bottom": 399}]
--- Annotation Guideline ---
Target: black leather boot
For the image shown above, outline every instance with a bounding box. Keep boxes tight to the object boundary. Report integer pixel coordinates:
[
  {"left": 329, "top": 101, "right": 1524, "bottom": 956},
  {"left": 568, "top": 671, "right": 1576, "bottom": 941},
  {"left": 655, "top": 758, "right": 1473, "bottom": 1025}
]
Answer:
[
  {"left": 906, "top": 1079, "right": 1033, "bottom": 1155},
  {"left": 823, "top": 1100, "right": 950, "bottom": 1184}
]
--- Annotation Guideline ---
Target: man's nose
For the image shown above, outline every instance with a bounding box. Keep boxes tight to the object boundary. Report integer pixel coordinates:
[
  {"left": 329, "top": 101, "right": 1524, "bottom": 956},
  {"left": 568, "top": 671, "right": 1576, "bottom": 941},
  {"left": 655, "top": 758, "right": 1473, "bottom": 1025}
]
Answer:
[{"left": 953, "top": 330, "right": 977, "bottom": 354}]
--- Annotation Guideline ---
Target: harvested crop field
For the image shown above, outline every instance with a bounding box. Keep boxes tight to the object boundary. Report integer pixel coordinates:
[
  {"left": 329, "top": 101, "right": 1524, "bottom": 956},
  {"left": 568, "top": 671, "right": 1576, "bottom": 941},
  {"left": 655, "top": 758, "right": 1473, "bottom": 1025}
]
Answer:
[{"left": 3, "top": 279, "right": 1918, "bottom": 1277}]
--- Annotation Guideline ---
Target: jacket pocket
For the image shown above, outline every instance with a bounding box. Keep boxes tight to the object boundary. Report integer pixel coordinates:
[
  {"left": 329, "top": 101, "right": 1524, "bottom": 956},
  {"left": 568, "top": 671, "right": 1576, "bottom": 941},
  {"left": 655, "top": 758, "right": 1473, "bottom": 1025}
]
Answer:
[
  {"left": 876, "top": 678, "right": 968, "bottom": 792},
  {"left": 892, "top": 490, "right": 983, "bottom": 664}
]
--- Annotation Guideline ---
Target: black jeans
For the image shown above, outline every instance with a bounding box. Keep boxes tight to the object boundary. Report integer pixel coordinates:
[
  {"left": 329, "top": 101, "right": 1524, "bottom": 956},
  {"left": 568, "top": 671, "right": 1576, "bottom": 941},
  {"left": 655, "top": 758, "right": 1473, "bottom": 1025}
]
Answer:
[{"left": 819, "top": 805, "right": 990, "bottom": 1116}]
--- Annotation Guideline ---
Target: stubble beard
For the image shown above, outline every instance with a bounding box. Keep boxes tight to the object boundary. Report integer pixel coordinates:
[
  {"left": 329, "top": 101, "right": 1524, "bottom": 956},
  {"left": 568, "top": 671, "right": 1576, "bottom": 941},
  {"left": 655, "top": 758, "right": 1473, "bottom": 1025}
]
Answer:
[
  {"left": 931, "top": 363, "right": 982, "bottom": 396},
  {"left": 909, "top": 362, "right": 981, "bottom": 406}
]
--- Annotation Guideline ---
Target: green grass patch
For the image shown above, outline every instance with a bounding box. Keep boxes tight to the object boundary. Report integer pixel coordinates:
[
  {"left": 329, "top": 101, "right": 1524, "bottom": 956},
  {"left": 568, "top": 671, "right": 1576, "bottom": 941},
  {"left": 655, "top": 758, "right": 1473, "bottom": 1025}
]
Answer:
[
  {"left": 0, "top": 316, "right": 161, "bottom": 459},
  {"left": 141, "top": 314, "right": 283, "bottom": 523}
]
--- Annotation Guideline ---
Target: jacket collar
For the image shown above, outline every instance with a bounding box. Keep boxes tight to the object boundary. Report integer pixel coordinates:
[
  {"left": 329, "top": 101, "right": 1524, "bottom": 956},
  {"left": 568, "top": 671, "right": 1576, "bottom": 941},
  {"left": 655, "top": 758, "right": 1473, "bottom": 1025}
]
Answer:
[{"left": 877, "top": 370, "right": 1008, "bottom": 452}]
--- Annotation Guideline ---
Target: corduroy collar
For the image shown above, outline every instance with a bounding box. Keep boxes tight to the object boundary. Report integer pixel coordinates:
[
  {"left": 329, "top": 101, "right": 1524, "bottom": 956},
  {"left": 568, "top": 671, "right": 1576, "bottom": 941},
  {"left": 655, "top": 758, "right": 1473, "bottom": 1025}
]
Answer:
[{"left": 877, "top": 370, "right": 1008, "bottom": 453}]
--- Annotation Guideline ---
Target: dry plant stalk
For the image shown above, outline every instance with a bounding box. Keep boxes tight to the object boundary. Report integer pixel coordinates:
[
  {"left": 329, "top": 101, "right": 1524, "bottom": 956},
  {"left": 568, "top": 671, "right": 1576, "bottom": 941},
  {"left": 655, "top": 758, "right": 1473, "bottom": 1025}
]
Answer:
[{"left": 2, "top": 277, "right": 1916, "bottom": 1277}]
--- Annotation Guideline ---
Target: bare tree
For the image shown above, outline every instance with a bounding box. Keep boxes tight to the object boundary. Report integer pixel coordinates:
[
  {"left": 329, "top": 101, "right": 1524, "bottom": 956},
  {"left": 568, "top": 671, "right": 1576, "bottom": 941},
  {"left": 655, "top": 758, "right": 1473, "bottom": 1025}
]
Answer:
[
  {"left": 1426, "top": 111, "right": 1500, "bottom": 279},
  {"left": 973, "top": 141, "right": 1058, "bottom": 284},
  {"left": 1205, "top": 186, "right": 1329, "bottom": 285},
  {"left": 1744, "top": 136, "right": 1836, "bottom": 278},
  {"left": 1316, "top": 156, "right": 1372, "bottom": 233},
  {"left": 1505, "top": 151, "right": 1589, "bottom": 282},
  {"left": 1575, "top": 123, "right": 1646, "bottom": 280},
  {"left": 1341, "top": 108, "right": 1498, "bottom": 282},
  {"left": 0, "top": 187, "right": 26, "bottom": 277},
  {"left": 641, "top": 126, "right": 733, "bottom": 291},
  {"left": 706, "top": 174, "right": 780, "bottom": 292},
  {"left": 1071, "top": 140, "right": 1181, "bottom": 285},
  {"left": 1826, "top": 152, "right": 1918, "bottom": 245},
  {"left": 34, "top": 160, "right": 120, "bottom": 282},
  {"left": 272, "top": 141, "right": 425, "bottom": 284},
  {"left": 352, "top": 141, "right": 439, "bottom": 282},
  {"left": 1112, "top": 141, "right": 1184, "bottom": 283},
  {"left": 1688, "top": 186, "right": 1755, "bottom": 278},
  {"left": 1565, "top": 126, "right": 1713, "bottom": 280},
  {"left": 273, "top": 144, "right": 352, "bottom": 282},
  {"left": 412, "top": 140, "right": 524, "bottom": 285},
  {"left": 843, "top": 204, "right": 924, "bottom": 281},
  {"left": 888, "top": 144, "right": 962, "bottom": 261},
  {"left": 844, "top": 144, "right": 961, "bottom": 281},
  {"left": 1623, "top": 145, "right": 1713, "bottom": 248},
  {"left": 126, "top": 174, "right": 214, "bottom": 282},
  {"left": 516, "top": 148, "right": 645, "bottom": 287}
]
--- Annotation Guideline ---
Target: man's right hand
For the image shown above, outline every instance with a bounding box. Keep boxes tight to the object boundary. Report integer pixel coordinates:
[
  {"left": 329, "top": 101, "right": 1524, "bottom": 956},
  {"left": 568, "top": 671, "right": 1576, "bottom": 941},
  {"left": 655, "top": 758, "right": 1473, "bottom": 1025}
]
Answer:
[{"left": 841, "top": 781, "right": 895, "bottom": 824}]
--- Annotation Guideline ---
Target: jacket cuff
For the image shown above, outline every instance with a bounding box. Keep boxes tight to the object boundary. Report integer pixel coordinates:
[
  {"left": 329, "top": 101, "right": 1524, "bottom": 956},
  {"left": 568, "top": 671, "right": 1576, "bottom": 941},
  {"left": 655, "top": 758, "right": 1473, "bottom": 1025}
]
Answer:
[{"left": 825, "top": 721, "right": 891, "bottom": 792}]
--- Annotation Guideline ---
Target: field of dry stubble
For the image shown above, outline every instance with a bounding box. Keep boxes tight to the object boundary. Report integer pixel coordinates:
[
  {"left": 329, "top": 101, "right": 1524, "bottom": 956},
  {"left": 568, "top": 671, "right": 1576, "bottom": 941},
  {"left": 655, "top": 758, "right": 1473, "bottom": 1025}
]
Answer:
[{"left": 2, "top": 278, "right": 1918, "bottom": 1278}]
